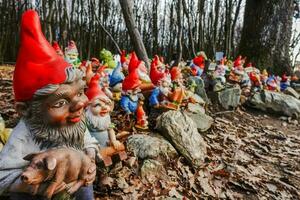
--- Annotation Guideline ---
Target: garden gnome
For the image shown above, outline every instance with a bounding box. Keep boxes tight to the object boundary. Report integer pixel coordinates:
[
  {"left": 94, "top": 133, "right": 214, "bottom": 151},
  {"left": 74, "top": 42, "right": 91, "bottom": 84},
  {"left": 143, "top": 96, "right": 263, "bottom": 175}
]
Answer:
[
  {"left": 266, "top": 75, "right": 279, "bottom": 91},
  {"left": 97, "top": 65, "right": 113, "bottom": 99},
  {"left": 260, "top": 69, "right": 269, "bottom": 87},
  {"left": 170, "top": 66, "right": 185, "bottom": 105},
  {"left": 191, "top": 51, "right": 207, "bottom": 76},
  {"left": 109, "top": 62, "right": 125, "bottom": 100},
  {"left": 249, "top": 71, "right": 262, "bottom": 92},
  {"left": 85, "top": 73, "right": 123, "bottom": 150},
  {"left": 120, "top": 66, "right": 148, "bottom": 129},
  {"left": 65, "top": 40, "right": 81, "bottom": 67},
  {"left": 99, "top": 48, "right": 117, "bottom": 74},
  {"left": 120, "top": 50, "right": 129, "bottom": 72},
  {"left": 213, "top": 57, "right": 228, "bottom": 91},
  {"left": 128, "top": 52, "right": 154, "bottom": 92},
  {"left": 0, "top": 10, "right": 97, "bottom": 200},
  {"left": 280, "top": 73, "right": 290, "bottom": 91},
  {"left": 149, "top": 60, "right": 178, "bottom": 110},
  {"left": 52, "top": 41, "right": 64, "bottom": 57}
]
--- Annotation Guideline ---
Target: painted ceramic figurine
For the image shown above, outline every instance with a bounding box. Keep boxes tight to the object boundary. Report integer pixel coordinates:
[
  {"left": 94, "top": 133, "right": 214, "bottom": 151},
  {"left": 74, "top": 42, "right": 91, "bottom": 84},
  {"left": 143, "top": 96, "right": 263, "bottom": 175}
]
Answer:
[
  {"left": 85, "top": 74, "right": 126, "bottom": 166},
  {"left": 99, "top": 48, "right": 117, "bottom": 74},
  {"left": 128, "top": 52, "right": 154, "bottom": 92},
  {"left": 280, "top": 73, "right": 290, "bottom": 91},
  {"left": 52, "top": 41, "right": 64, "bottom": 57},
  {"left": 213, "top": 57, "right": 228, "bottom": 91},
  {"left": 266, "top": 75, "right": 279, "bottom": 91},
  {"left": 0, "top": 10, "right": 97, "bottom": 200},
  {"left": 109, "top": 61, "right": 125, "bottom": 100},
  {"left": 149, "top": 59, "right": 179, "bottom": 110},
  {"left": 191, "top": 51, "right": 207, "bottom": 76},
  {"left": 65, "top": 40, "right": 81, "bottom": 67},
  {"left": 120, "top": 66, "right": 148, "bottom": 129}
]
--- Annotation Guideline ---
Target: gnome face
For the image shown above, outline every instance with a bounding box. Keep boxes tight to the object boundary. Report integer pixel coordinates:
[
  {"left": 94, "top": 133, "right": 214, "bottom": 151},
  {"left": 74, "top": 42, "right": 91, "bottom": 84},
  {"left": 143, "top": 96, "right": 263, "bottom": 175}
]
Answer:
[
  {"left": 88, "top": 97, "right": 113, "bottom": 117},
  {"left": 158, "top": 77, "right": 172, "bottom": 96},
  {"left": 39, "top": 78, "right": 88, "bottom": 126},
  {"left": 125, "top": 87, "right": 141, "bottom": 102}
]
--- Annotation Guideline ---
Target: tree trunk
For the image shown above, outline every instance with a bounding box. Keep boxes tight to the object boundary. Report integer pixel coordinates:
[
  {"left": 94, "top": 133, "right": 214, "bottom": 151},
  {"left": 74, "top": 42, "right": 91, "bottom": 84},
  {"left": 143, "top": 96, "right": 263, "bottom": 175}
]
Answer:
[
  {"left": 119, "top": 0, "right": 150, "bottom": 68},
  {"left": 239, "top": 0, "right": 293, "bottom": 74},
  {"left": 176, "top": 0, "right": 183, "bottom": 65}
]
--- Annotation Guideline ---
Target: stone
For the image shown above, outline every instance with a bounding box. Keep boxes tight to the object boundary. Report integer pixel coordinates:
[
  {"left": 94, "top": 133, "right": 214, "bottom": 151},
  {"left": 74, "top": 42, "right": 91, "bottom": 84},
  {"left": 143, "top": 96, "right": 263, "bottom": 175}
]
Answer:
[
  {"left": 185, "top": 111, "right": 213, "bottom": 132},
  {"left": 217, "top": 86, "right": 241, "bottom": 110},
  {"left": 248, "top": 90, "right": 300, "bottom": 119},
  {"left": 187, "top": 76, "right": 209, "bottom": 103},
  {"left": 126, "top": 134, "right": 177, "bottom": 160},
  {"left": 186, "top": 103, "right": 205, "bottom": 114},
  {"left": 156, "top": 111, "right": 207, "bottom": 167},
  {"left": 140, "top": 159, "right": 167, "bottom": 183},
  {"left": 284, "top": 87, "right": 300, "bottom": 99}
]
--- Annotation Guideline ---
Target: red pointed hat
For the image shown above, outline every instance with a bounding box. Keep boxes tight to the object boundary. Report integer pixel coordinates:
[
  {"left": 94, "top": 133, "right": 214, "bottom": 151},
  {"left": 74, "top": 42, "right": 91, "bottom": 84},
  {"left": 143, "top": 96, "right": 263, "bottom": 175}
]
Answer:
[
  {"left": 150, "top": 55, "right": 167, "bottom": 85},
  {"left": 128, "top": 52, "right": 142, "bottom": 73},
  {"left": 234, "top": 55, "right": 242, "bottom": 67},
  {"left": 246, "top": 62, "right": 252, "bottom": 67},
  {"left": 193, "top": 55, "right": 205, "bottom": 69},
  {"left": 13, "top": 10, "right": 70, "bottom": 102},
  {"left": 85, "top": 73, "right": 108, "bottom": 101},
  {"left": 170, "top": 66, "right": 182, "bottom": 81},
  {"left": 121, "top": 50, "right": 127, "bottom": 64},
  {"left": 122, "top": 68, "right": 141, "bottom": 91}
]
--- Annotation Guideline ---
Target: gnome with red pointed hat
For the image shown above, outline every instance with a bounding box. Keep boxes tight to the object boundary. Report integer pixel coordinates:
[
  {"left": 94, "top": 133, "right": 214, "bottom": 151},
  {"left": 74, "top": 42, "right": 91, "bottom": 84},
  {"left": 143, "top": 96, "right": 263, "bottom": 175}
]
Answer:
[
  {"left": 280, "top": 73, "right": 290, "bottom": 91},
  {"left": 120, "top": 66, "right": 148, "bottom": 129},
  {"left": 0, "top": 10, "right": 97, "bottom": 199},
  {"left": 85, "top": 74, "right": 124, "bottom": 153},
  {"left": 128, "top": 52, "right": 154, "bottom": 92},
  {"left": 190, "top": 51, "right": 207, "bottom": 77},
  {"left": 65, "top": 40, "right": 81, "bottom": 67},
  {"left": 149, "top": 59, "right": 180, "bottom": 110}
]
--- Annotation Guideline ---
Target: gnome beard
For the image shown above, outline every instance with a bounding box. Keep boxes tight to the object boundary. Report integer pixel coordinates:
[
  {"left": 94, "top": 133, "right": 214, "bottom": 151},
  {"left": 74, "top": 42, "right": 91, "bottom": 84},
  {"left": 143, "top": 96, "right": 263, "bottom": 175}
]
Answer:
[
  {"left": 85, "top": 108, "right": 111, "bottom": 132},
  {"left": 25, "top": 100, "right": 86, "bottom": 150}
]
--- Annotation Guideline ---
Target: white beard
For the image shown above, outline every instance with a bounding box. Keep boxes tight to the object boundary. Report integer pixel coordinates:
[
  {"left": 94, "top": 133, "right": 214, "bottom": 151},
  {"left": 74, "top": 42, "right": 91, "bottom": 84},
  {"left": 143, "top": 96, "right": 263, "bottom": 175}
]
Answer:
[
  {"left": 138, "top": 69, "right": 151, "bottom": 82},
  {"left": 159, "top": 86, "right": 171, "bottom": 96},
  {"left": 85, "top": 108, "right": 111, "bottom": 131}
]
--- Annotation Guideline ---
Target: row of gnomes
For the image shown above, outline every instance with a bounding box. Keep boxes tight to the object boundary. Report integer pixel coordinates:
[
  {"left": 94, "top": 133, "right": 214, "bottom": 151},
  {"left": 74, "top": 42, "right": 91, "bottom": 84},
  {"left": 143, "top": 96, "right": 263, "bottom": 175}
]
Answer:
[{"left": 206, "top": 54, "right": 297, "bottom": 95}]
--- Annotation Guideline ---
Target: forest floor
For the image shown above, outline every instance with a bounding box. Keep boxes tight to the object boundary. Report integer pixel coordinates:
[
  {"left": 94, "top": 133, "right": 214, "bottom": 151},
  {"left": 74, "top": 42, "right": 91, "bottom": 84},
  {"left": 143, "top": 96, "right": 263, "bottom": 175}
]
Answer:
[{"left": 1, "top": 66, "right": 300, "bottom": 199}]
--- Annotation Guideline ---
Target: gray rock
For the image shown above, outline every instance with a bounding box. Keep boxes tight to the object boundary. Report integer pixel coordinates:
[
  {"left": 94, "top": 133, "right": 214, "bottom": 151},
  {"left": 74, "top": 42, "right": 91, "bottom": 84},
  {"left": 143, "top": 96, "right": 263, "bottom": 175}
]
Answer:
[
  {"left": 248, "top": 90, "right": 300, "bottom": 118},
  {"left": 186, "top": 103, "right": 205, "bottom": 114},
  {"left": 217, "top": 86, "right": 241, "bottom": 109},
  {"left": 156, "top": 111, "right": 207, "bottom": 167},
  {"left": 127, "top": 134, "right": 177, "bottom": 160},
  {"left": 185, "top": 111, "right": 213, "bottom": 132},
  {"left": 140, "top": 159, "right": 167, "bottom": 183},
  {"left": 187, "top": 76, "right": 209, "bottom": 103},
  {"left": 284, "top": 87, "right": 300, "bottom": 99}
]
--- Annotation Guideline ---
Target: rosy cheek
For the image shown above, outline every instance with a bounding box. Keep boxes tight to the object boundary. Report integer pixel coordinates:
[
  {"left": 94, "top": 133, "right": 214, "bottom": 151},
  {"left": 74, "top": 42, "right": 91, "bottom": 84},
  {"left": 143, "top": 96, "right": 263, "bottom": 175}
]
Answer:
[{"left": 47, "top": 109, "right": 69, "bottom": 125}]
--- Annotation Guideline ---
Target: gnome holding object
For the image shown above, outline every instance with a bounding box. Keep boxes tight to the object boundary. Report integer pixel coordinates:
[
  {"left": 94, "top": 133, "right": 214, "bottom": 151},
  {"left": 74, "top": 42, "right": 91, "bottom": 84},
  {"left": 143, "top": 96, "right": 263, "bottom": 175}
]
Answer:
[
  {"left": 149, "top": 59, "right": 179, "bottom": 110},
  {"left": 85, "top": 73, "right": 123, "bottom": 150},
  {"left": 120, "top": 67, "right": 149, "bottom": 129},
  {"left": 0, "top": 10, "right": 98, "bottom": 200},
  {"left": 52, "top": 41, "right": 64, "bottom": 57},
  {"left": 65, "top": 40, "right": 82, "bottom": 67},
  {"left": 280, "top": 73, "right": 290, "bottom": 92},
  {"left": 190, "top": 51, "right": 207, "bottom": 77},
  {"left": 128, "top": 52, "right": 154, "bottom": 92}
]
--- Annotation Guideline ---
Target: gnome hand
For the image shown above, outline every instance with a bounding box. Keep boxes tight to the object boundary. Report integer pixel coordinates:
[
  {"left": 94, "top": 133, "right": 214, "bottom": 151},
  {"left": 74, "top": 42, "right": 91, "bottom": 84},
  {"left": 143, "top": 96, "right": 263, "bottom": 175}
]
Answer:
[{"left": 112, "top": 140, "right": 123, "bottom": 151}]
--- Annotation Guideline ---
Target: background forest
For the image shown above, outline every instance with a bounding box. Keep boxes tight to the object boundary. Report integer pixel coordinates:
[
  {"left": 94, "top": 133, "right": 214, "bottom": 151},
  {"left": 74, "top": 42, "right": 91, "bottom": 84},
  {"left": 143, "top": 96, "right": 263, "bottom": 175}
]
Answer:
[{"left": 0, "top": 0, "right": 299, "bottom": 74}]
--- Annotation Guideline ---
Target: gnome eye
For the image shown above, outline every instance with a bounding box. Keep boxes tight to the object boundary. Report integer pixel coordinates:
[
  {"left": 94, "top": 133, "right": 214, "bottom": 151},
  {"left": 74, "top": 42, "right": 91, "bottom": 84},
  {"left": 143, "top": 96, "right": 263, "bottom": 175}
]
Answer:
[{"left": 52, "top": 100, "right": 68, "bottom": 108}]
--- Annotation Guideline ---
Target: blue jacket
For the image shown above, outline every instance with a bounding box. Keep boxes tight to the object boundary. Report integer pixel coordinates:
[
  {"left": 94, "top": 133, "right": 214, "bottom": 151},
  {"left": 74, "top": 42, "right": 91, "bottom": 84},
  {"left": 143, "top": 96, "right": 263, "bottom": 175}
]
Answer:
[
  {"left": 149, "top": 87, "right": 161, "bottom": 106},
  {"left": 120, "top": 95, "right": 138, "bottom": 113},
  {"left": 109, "top": 62, "right": 124, "bottom": 87}
]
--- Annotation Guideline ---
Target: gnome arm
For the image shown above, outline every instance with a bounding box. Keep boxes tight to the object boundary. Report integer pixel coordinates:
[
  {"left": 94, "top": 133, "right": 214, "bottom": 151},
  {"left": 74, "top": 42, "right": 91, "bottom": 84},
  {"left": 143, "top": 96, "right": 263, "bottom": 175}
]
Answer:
[
  {"left": 120, "top": 96, "right": 132, "bottom": 114},
  {"left": 83, "top": 128, "right": 99, "bottom": 160},
  {"left": 149, "top": 87, "right": 160, "bottom": 106}
]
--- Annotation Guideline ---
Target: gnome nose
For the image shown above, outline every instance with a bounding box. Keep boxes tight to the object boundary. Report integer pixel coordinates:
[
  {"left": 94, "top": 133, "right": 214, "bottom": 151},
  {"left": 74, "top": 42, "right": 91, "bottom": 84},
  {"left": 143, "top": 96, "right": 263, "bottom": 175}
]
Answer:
[{"left": 70, "top": 101, "right": 85, "bottom": 113}]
